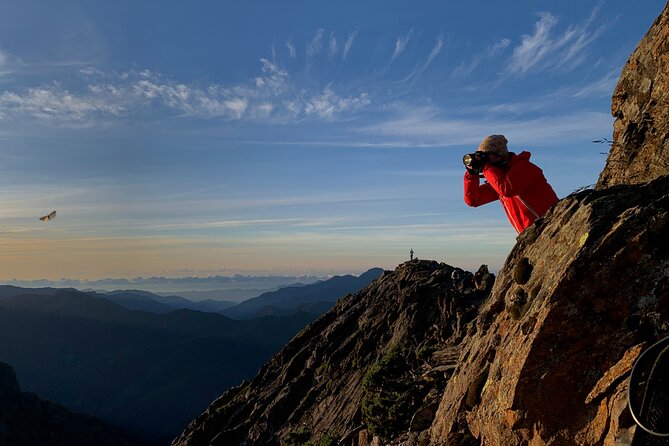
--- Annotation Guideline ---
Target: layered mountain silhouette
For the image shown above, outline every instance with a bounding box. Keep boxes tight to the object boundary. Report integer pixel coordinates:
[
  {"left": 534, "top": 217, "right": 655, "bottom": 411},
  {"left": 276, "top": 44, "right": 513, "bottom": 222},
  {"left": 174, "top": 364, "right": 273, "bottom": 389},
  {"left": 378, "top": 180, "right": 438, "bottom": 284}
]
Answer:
[
  {"left": 222, "top": 268, "right": 384, "bottom": 319},
  {"left": 0, "top": 290, "right": 315, "bottom": 443},
  {"left": 0, "top": 269, "right": 382, "bottom": 444},
  {"left": 93, "top": 289, "right": 237, "bottom": 314}
]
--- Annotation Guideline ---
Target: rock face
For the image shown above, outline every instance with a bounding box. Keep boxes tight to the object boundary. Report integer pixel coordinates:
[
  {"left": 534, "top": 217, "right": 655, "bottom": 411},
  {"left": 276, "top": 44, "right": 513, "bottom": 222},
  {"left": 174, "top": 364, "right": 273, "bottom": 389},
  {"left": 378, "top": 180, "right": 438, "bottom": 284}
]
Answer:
[
  {"left": 597, "top": 1, "right": 669, "bottom": 188},
  {"left": 0, "top": 362, "right": 142, "bottom": 446},
  {"left": 430, "top": 176, "right": 669, "bottom": 445},
  {"left": 172, "top": 261, "right": 493, "bottom": 446}
]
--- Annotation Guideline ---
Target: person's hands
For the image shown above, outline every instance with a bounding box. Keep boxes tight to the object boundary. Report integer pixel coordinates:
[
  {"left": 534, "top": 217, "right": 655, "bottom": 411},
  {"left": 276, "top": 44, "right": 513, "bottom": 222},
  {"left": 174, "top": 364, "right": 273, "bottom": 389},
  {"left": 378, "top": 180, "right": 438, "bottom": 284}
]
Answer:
[{"left": 465, "top": 166, "right": 480, "bottom": 177}]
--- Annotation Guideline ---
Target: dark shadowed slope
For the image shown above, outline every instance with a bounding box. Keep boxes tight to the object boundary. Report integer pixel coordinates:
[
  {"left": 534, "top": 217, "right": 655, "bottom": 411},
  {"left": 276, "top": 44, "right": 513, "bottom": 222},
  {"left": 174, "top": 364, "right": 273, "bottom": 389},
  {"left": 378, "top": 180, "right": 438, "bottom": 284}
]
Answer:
[
  {"left": 0, "top": 289, "right": 318, "bottom": 444},
  {"left": 0, "top": 362, "right": 145, "bottom": 446}
]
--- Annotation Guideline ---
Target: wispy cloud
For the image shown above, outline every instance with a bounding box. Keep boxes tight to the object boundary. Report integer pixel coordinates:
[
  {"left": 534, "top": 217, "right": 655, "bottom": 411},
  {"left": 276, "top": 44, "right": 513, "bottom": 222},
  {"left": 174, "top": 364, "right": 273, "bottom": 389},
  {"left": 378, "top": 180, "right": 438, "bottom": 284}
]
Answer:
[
  {"left": 286, "top": 40, "right": 296, "bottom": 58},
  {"left": 391, "top": 29, "right": 413, "bottom": 64},
  {"left": 0, "top": 47, "right": 22, "bottom": 79},
  {"left": 566, "top": 72, "right": 617, "bottom": 99},
  {"left": 0, "top": 84, "right": 125, "bottom": 126},
  {"left": 507, "top": 6, "right": 606, "bottom": 76},
  {"left": 425, "top": 33, "right": 445, "bottom": 69},
  {"left": 0, "top": 49, "right": 8, "bottom": 69},
  {"left": 307, "top": 29, "right": 325, "bottom": 58},
  {"left": 329, "top": 32, "right": 337, "bottom": 58},
  {"left": 453, "top": 38, "right": 510, "bottom": 78},
  {"left": 303, "top": 86, "right": 371, "bottom": 120},
  {"left": 343, "top": 30, "right": 358, "bottom": 60},
  {"left": 459, "top": 73, "right": 619, "bottom": 115},
  {"left": 357, "top": 104, "right": 612, "bottom": 147},
  {"left": 403, "top": 33, "right": 446, "bottom": 82},
  {"left": 0, "top": 58, "right": 371, "bottom": 126},
  {"left": 509, "top": 12, "right": 558, "bottom": 75}
]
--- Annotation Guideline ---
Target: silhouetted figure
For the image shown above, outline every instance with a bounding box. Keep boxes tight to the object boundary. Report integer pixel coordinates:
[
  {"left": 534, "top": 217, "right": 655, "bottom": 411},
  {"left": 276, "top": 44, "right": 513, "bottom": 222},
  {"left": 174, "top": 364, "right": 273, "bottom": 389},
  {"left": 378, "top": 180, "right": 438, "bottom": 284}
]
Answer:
[{"left": 410, "top": 249, "right": 414, "bottom": 261}]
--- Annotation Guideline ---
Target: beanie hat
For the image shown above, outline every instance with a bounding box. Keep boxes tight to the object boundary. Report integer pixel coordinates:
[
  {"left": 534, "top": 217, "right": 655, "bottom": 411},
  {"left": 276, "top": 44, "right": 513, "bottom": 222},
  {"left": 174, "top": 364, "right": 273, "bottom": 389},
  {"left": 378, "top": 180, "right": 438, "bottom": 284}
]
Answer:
[{"left": 477, "top": 135, "right": 508, "bottom": 156}]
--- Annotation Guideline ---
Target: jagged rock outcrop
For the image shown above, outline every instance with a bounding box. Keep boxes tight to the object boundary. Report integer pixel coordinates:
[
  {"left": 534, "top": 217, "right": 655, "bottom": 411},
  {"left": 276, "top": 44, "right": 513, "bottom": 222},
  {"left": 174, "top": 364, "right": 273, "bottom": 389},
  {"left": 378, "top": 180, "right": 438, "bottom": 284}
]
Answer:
[
  {"left": 172, "top": 261, "right": 494, "bottom": 446},
  {"left": 0, "top": 362, "right": 141, "bottom": 446},
  {"left": 426, "top": 3, "right": 669, "bottom": 443},
  {"left": 429, "top": 176, "right": 669, "bottom": 445},
  {"left": 597, "top": 1, "right": 669, "bottom": 188}
]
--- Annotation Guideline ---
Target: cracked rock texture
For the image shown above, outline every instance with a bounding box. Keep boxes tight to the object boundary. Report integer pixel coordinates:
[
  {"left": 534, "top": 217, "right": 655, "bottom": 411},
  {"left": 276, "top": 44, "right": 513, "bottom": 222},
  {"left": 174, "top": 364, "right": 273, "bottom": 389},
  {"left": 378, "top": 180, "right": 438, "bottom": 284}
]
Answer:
[
  {"left": 597, "top": 1, "right": 669, "bottom": 188},
  {"left": 430, "top": 176, "right": 669, "bottom": 445},
  {"left": 172, "top": 261, "right": 492, "bottom": 446}
]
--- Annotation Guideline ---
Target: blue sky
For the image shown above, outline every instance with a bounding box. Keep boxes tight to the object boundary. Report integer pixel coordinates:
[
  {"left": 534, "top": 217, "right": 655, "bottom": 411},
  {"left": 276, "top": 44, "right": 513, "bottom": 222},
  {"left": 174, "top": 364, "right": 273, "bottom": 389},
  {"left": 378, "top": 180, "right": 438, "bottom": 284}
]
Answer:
[{"left": 0, "top": 0, "right": 664, "bottom": 281}]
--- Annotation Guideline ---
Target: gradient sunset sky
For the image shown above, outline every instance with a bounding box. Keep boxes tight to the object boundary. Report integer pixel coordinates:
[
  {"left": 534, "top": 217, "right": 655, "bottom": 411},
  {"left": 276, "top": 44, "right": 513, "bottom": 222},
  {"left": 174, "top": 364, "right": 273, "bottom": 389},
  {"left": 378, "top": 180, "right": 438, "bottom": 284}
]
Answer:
[{"left": 0, "top": 0, "right": 664, "bottom": 281}]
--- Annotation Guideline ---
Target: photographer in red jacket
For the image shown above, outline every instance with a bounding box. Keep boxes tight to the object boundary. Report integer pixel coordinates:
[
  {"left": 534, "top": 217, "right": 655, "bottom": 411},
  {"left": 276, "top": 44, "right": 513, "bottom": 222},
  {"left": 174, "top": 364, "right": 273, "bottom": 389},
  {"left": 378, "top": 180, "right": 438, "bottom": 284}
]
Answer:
[{"left": 463, "top": 135, "right": 558, "bottom": 234}]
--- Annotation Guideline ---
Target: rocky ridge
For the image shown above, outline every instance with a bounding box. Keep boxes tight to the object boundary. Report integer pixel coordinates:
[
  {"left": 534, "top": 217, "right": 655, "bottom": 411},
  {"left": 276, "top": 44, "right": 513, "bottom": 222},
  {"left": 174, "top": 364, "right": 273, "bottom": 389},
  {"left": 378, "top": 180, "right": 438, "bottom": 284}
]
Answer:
[
  {"left": 172, "top": 262, "right": 494, "bottom": 445},
  {"left": 597, "top": 1, "right": 669, "bottom": 189}
]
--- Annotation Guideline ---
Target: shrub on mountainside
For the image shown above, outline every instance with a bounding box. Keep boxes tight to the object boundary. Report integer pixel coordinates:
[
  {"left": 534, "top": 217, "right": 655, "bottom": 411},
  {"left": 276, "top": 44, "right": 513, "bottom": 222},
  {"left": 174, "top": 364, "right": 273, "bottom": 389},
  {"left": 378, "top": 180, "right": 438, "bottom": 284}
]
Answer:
[
  {"left": 282, "top": 426, "right": 338, "bottom": 446},
  {"left": 361, "top": 346, "right": 420, "bottom": 440}
]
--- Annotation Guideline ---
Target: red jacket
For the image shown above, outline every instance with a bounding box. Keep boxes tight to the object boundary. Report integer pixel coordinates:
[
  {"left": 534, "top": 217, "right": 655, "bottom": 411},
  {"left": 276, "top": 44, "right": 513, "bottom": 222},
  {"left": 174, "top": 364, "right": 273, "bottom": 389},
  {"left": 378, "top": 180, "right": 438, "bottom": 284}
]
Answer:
[{"left": 464, "top": 151, "right": 558, "bottom": 233}]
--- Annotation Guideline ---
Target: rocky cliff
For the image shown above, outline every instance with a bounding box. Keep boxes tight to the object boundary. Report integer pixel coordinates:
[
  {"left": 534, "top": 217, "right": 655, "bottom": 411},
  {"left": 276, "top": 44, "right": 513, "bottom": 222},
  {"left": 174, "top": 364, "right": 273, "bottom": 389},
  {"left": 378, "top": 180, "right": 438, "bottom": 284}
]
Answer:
[
  {"left": 0, "top": 362, "right": 143, "bottom": 446},
  {"left": 173, "top": 2, "right": 669, "bottom": 445},
  {"left": 597, "top": 1, "right": 669, "bottom": 189},
  {"left": 429, "top": 175, "right": 669, "bottom": 445}
]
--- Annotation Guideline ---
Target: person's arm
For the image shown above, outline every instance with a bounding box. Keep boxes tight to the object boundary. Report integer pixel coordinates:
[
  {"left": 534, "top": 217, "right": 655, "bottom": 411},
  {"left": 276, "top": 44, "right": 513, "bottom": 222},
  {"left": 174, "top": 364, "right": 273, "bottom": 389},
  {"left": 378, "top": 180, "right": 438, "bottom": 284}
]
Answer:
[
  {"left": 482, "top": 161, "right": 541, "bottom": 198},
  {"left": 464, "top": 170, "right": 499, "bottom": 207}
]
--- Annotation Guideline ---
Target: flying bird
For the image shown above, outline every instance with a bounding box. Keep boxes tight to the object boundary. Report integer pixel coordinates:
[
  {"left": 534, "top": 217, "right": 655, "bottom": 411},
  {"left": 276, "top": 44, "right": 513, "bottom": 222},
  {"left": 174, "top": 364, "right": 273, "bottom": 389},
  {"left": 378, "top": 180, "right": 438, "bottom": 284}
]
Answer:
[{"left": 39, "top": 210, "right": 57, "bottom": 222}]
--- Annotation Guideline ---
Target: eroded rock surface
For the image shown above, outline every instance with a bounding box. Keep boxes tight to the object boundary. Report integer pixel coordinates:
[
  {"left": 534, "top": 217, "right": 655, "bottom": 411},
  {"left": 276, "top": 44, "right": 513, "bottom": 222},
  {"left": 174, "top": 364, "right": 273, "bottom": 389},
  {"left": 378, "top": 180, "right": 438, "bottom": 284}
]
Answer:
[
  {"left": 172, "top": 261, "right": 492, "bottom": 446},
  {"left": 597, "top": 1, "right": 669, "bottom": 188},
  {"left": 430, "top": 176, "right": 669, "bottom": 445}
]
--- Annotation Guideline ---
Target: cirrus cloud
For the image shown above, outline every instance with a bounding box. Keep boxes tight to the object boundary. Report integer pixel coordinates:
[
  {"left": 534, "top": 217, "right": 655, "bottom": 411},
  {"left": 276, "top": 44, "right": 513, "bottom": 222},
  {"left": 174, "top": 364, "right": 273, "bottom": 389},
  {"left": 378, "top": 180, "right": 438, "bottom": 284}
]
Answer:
[{"left": 0, "top": 58, "right": 371, "bottom": 127}]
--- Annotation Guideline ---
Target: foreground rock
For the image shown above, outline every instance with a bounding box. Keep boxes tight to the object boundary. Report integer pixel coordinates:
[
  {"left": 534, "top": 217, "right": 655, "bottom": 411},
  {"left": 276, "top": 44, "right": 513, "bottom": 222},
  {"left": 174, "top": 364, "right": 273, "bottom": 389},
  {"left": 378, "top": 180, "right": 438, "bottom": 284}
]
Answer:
[
  {"left": 597, "top": 1, "right": 669, "bottom": 188},
  {"left": 430, "top": 175, "right": 669, "bottom": 445}
]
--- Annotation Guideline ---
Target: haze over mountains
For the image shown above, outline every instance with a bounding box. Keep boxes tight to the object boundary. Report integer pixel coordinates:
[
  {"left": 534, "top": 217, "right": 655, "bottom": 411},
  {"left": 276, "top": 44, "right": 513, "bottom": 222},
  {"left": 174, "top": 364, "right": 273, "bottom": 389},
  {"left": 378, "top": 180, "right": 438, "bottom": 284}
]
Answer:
[
  {"left": 0, "top": 269, "right": 382, "bottom": 444},
  {"left": 3, "top": 274, "right": 326, "bottom": 296}
]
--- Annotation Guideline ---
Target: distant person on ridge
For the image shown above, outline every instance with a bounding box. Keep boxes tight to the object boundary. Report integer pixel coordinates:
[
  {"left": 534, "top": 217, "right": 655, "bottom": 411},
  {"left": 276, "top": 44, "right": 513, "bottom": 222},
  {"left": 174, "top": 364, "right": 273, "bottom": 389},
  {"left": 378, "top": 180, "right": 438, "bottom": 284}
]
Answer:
[{"left": 463, "top": 135, "right": 558, "bottom": 234}]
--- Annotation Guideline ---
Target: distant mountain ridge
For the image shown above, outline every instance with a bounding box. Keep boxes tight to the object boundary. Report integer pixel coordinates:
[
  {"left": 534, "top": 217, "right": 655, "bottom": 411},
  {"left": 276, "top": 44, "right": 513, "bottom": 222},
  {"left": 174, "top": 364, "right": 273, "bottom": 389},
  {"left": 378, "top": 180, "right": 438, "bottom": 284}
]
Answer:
[
  {"left": 0, "top": 268, "right": 383, "bottom": 442},
  {"left": 222, "top": 268, "right": 384, "bottom": 319},
  {"left": 0, "top": 285, "right": 237, "bottom": 314},
  {"left": 0, "top": 288, "right": 317, "bottom": 443},
  {"left": 95, "top": 289, "right": 237, "bottom": 313}
]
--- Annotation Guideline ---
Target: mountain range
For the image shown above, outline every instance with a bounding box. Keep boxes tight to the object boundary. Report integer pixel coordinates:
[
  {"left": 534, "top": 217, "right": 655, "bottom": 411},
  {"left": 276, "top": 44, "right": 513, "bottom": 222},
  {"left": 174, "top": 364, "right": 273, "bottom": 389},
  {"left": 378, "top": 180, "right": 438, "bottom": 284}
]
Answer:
[
  {"left": 0, "top": 268, "right": 382, "bottom": 444},
  {"left": 222, "top": 268, "right": 384, "bottom": 319}
]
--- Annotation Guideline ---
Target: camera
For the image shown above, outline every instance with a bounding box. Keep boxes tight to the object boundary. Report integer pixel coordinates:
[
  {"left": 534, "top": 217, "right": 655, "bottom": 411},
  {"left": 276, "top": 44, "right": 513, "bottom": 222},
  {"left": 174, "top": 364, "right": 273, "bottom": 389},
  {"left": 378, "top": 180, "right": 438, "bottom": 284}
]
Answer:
[{"left": 462, "top": 151, "right": 488, "bottom": 171}]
